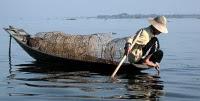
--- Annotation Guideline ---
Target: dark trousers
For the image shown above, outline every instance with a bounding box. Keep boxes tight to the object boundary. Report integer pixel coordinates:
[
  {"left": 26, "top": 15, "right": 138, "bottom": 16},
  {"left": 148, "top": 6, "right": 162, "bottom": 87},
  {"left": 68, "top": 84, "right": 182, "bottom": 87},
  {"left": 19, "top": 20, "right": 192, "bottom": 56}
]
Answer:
[{"left": 137, "top": 37, "right": 163, "bottom": 64}]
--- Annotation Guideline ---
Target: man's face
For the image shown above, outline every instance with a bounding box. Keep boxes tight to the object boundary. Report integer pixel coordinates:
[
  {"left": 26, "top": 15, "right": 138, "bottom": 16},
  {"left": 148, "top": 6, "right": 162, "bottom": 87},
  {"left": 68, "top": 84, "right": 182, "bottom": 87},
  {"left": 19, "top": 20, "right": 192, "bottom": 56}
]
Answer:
[{"left": 152, "top": 26, "right": 161, "bottom": 35}]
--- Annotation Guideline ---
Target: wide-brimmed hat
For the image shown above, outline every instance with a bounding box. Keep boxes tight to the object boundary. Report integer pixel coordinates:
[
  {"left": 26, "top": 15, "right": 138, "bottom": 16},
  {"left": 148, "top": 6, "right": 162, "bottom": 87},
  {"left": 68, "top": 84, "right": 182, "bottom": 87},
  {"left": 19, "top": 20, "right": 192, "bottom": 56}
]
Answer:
[{"left": 148, "top": 16, "right": 168, "bottom": 33}]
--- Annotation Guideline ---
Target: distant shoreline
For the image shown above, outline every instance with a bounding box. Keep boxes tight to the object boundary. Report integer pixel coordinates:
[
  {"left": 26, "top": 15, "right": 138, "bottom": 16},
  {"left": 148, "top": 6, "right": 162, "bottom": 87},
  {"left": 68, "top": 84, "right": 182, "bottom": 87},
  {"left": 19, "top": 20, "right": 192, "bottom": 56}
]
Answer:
[{"left": 92, "top": 13, "right": 200, "bottom": 19}]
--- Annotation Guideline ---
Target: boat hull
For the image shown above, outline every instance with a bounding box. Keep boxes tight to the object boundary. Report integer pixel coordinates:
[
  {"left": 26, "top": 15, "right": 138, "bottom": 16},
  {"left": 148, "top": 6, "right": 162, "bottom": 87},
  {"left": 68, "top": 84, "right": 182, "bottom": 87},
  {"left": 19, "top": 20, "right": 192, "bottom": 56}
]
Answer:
[{"left": 4, "top": 26, "right": 149, "bottom": 73}]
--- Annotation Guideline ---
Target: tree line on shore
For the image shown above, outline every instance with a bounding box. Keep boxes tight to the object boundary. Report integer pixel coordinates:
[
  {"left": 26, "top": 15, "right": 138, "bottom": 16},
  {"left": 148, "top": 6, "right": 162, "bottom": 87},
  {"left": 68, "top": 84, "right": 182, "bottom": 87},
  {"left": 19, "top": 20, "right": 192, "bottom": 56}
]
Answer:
[{"left": 96, "top": 13, "right": 200, "bottom": 19}]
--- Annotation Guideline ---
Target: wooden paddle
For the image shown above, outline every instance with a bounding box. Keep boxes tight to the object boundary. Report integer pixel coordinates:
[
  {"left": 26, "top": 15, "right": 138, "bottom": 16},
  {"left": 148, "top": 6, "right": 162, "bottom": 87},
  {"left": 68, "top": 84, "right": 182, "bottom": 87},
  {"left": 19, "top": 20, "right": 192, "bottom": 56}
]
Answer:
[{"left": 111, "top": 29, "right": 143, "bottom": 78}]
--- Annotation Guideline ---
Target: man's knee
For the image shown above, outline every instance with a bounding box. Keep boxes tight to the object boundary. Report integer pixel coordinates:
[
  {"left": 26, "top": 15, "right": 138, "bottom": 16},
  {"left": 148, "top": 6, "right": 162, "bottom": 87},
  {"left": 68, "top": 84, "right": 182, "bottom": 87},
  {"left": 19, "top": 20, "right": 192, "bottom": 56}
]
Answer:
[
  {"left": 157, "top": 49, "right": 163, "bottom": 56},
  {"left": 150, "top": 49, "right": 164, "bottom": 63}
]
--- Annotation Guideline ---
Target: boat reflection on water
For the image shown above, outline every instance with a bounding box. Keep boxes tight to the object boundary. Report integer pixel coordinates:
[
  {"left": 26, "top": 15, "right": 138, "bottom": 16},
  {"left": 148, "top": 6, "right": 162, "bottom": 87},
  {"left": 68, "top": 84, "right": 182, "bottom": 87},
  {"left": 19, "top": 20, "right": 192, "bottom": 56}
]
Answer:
[
  {"left": 124, "top": 72, "right": 164, "bottom": 100},
  {"left": 7, "top": 60, "right": 164, "bottom": 100}
]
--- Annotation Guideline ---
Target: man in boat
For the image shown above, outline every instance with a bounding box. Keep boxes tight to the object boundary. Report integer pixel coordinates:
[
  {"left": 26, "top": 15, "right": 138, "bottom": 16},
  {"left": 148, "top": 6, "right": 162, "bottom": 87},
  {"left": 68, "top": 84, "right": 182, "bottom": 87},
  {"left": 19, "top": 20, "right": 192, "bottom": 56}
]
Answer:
[{"left": 124, "top": 16, "right": 168, "bottom": 70}]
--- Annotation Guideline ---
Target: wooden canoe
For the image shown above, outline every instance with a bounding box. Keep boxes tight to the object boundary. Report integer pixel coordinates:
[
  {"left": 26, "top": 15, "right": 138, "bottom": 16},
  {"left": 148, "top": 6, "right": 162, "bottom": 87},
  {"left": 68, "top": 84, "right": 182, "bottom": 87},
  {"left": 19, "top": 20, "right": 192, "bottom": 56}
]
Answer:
[{"left": 4, "top": 26, "right": 149, "bottom": 73}]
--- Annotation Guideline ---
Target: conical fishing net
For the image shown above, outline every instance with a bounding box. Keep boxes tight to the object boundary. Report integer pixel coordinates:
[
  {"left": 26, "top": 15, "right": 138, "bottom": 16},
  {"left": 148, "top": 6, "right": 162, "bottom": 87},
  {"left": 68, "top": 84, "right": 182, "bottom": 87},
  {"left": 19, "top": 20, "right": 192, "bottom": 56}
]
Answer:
[{"left": 28, "top": 31, "right": 129, "bottom": 64}]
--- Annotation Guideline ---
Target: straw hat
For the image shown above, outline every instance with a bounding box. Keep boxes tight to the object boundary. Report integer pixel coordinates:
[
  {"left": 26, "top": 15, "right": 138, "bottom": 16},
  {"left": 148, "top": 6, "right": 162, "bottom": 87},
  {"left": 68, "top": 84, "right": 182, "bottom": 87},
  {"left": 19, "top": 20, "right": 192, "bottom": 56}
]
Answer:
[{"left": 149, "top": 16, "right": 168, "bottom": 33}]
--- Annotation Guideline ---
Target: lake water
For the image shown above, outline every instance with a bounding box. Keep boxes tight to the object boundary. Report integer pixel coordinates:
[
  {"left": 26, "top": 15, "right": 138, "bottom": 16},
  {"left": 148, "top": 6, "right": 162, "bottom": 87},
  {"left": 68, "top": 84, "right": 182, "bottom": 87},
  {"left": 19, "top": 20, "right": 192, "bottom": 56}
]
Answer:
[{"left": 0, "top": 17, "right": 200, "bottom": 101}]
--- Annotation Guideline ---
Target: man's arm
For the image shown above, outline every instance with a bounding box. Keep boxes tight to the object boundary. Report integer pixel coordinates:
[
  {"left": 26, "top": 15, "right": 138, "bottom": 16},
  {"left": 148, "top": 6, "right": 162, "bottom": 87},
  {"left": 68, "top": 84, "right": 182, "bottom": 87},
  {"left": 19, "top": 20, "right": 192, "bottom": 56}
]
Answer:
[{"left": 124, "top": 29, "right": 144, "bottom": 55}]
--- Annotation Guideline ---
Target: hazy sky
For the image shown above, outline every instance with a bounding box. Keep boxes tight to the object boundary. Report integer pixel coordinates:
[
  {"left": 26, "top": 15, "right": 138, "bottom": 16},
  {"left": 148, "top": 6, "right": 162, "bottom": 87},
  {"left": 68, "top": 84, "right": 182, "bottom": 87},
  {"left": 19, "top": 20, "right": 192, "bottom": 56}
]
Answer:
[{"left": 1, "top": 0, "right": 200, "bottom": 18}]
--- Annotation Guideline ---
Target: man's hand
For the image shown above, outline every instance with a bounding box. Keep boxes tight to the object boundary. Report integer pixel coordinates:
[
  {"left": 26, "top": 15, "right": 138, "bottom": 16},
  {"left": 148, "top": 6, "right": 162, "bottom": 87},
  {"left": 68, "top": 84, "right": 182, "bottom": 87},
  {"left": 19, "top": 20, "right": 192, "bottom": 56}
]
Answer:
[
  {"left": 124, "top": 47, "right": 131, "bottom": 56},
  {"left": 124, "top": 43, "right": 131, "bottom": 56},
  {"left": 155, "top": 62, "right": 160, "bottom": 68}
]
